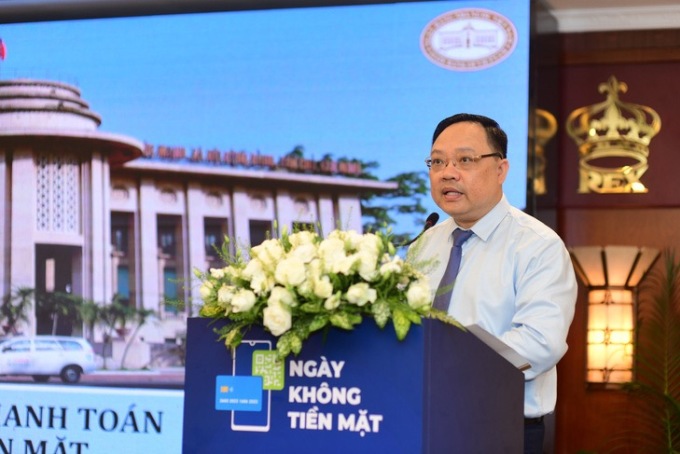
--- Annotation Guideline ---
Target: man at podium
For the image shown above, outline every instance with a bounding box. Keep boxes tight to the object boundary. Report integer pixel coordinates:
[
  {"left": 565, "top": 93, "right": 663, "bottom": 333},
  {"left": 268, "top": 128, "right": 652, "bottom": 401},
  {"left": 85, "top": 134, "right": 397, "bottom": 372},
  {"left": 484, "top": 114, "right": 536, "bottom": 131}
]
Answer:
[{"left": 412, "top": 113, "right": 577, "bottom": 454}]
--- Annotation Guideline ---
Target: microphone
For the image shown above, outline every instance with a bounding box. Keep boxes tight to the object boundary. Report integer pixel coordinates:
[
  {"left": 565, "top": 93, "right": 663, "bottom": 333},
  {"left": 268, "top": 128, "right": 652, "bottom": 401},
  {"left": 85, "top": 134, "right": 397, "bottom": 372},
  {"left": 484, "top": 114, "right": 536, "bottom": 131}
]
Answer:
[
  {"left": 402, "top": 212, "right": 439, "bottom": 247},
  {"left": 423, "top": 212, "right": 440, "bottom": 230}
]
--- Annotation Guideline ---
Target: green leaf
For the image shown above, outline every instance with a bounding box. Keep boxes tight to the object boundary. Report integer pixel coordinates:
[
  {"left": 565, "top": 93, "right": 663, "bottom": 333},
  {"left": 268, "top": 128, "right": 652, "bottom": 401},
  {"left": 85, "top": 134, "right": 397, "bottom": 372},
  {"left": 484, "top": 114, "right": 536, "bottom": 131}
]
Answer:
[
  {"left": 199, "top": 303, "right": 223, "bottom": 318},
  {"left": 288, "top": 333, "right": 304, "bottom": 356},
  {"left": 371, "top": 299, "right": 390, "bottom": 328},
  {"left": 347, "top": 312, "right": 362, "bottom": 325},
  {"left": 427, "top": 308, "right": 466, "bottom": 330},
  {"left": 308, "top": 314, "right": 330, "bottom": 332},
  {"left": 330, "top": 311, "right": 362, "bottom": 330},
  {"left": 276, "top": 337, "right": 292, "bottom": 358},
  {"left": 299, "top": 302, "right": 323, "bottom": 313},
  {"left": 406, "top": 309, "right": 423, "bottom": 324},
  {"left": 222, "top": 327, "right": 243, "bottom": 350},
  {"left": 391, "top": 307, "right": 411, "bottom": 341},
  {"left": 275, "top": 331, "right": 305, "bottom": 358}
]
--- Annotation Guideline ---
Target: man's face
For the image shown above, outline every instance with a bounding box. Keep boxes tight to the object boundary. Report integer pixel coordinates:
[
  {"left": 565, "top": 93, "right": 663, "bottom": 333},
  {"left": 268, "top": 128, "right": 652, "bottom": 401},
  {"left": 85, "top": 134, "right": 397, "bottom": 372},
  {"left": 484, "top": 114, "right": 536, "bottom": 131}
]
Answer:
[{"left": 429, "top": 121, "right": 509, "bottom": 229}]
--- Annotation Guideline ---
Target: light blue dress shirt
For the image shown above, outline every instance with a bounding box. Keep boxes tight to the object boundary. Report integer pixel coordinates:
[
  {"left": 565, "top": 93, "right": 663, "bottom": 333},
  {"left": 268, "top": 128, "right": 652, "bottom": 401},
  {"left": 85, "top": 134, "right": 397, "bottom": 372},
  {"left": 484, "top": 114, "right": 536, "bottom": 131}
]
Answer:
[{"left": 408, "top": 195, "right": 577, "bottom": 417}]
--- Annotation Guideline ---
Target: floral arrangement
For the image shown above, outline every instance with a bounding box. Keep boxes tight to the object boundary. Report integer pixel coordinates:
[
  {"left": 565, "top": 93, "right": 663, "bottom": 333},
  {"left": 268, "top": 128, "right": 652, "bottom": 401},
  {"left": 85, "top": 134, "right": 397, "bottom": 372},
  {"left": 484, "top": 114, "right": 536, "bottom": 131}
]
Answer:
[{"left": 196, "top": 228, "right": 453, "bottom": 358}]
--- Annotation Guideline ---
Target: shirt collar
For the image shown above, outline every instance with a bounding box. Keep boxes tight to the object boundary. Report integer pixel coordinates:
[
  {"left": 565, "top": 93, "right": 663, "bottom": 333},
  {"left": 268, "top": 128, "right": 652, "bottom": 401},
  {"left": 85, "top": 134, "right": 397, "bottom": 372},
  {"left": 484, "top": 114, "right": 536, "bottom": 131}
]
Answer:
[{"left": 451, "top": 194, "right": 511, "bottom": 242}]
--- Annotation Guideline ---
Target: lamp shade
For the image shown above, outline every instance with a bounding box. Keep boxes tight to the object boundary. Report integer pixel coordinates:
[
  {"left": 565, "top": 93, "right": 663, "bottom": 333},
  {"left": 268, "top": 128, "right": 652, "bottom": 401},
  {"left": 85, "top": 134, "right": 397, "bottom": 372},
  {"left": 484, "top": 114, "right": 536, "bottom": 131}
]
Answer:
[
  {"left": 570, "top": 246, "right": 659, "bottom": 289},
  {"left": 569, "top": 245, "right": 660, "bottom": 385}
]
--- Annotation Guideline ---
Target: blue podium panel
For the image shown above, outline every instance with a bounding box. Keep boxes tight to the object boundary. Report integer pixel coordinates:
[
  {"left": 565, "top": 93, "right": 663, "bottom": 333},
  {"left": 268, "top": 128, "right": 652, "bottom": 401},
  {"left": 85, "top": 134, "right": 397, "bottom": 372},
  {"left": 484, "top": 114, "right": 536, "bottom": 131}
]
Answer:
[{"left": 182, "top": 317, "right": 523, "bottom": 453}]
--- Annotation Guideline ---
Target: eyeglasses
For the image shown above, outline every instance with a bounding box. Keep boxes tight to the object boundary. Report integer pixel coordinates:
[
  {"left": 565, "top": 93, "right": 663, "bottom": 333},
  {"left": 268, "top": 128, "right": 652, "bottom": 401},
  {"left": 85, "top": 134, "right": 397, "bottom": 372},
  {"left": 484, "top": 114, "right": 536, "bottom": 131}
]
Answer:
[{"left": 425, "top": 153, "right": 503, "bottom": 171}]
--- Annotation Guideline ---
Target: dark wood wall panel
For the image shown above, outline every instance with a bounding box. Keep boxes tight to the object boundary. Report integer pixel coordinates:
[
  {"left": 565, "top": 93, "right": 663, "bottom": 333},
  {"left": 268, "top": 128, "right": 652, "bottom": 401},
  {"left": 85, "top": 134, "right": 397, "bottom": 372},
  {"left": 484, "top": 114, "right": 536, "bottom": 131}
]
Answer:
[
  {"left": 556, "top": 209, "right": 680, "bottom": 453},
  {"left": 561, "top": 29, "right": 680, "bottom": 65},
  {"left": 551, "top": 27, "right": 680, "bottom": 453}
]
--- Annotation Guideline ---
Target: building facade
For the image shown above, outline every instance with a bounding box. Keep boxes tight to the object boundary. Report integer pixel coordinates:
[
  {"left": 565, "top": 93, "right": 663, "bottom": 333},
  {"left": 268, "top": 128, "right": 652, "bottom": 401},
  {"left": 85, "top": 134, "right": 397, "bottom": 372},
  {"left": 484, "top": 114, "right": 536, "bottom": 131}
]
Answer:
[{"left": 0, "top": 79, "right": 396, "bottom": 363}]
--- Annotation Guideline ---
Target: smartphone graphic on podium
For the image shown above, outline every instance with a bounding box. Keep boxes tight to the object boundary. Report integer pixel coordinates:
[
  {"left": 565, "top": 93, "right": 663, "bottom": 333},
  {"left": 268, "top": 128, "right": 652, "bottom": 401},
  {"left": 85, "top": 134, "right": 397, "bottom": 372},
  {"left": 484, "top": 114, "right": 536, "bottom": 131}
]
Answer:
[{"left": 231, "top": 340, "right": 272, "bottom": 432}]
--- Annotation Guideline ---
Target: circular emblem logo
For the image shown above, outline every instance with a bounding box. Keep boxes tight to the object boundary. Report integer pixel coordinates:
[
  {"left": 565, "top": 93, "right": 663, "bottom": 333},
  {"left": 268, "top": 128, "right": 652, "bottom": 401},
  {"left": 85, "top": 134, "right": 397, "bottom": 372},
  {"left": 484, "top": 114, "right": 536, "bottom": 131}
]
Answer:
[{"left": 420, "top": 8, "right": 518, "bottom": 71}]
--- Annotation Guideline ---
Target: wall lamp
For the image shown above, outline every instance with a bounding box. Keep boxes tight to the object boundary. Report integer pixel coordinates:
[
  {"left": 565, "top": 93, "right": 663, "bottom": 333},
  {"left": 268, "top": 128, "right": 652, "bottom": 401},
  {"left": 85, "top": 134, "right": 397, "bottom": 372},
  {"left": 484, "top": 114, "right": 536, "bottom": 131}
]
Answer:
[{"left": 569, "top": 246, "right": 659, "bottom": 386}]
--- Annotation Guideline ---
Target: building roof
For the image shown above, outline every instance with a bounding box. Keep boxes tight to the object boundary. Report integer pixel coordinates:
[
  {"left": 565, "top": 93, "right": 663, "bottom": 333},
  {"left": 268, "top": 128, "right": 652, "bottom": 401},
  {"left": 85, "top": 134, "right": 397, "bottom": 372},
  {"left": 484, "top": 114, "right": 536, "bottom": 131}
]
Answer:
[
  {"left": 0, "top": 79, "right": 143, "bottom": 166},
  {"left": 118, "top": 159, "right": 398, "bottom": 193}
]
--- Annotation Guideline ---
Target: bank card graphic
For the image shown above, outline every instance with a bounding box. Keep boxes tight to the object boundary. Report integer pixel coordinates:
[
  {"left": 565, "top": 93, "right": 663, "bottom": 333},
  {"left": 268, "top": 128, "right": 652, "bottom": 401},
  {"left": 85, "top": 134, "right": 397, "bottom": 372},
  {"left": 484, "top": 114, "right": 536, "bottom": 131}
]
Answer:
[
  {"left": 215, "top": 375, "right": 263, "bottom": 411},
  {"left": 216, "top": 339, "right": 284, "bottom": 432}
]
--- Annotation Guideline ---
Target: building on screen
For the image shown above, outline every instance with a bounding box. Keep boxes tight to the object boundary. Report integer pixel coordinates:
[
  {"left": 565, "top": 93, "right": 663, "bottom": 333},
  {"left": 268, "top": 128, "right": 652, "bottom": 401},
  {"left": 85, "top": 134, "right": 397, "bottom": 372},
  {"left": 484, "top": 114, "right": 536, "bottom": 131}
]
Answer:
[{"left": 0, "top": 78, "right": 396, "bottom": 367}]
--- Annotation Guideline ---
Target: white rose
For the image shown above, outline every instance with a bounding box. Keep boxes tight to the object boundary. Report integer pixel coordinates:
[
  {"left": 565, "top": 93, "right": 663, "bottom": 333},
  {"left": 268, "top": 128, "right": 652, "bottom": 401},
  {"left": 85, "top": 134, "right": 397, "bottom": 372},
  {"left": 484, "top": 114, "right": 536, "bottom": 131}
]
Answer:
[
  {"left": 319, "top": 238, "right": 347, "bottom": 273},
  {"left": 222, "top": 265, "right": 242, "bottom": 280},
  {"left": 275, "top": 257, "right": 307, "bottom": 286},
  {"left": 406, "top": 279, "right": 432, "bottom": 310},
  {"left": 269, "top": 286, "right": 296, "bottom": 307},
  {"left": 327, "top": 230, "right": 344, "bottom": 242},
  {"left": 335, "top": 253, "right": 359, "bottom": 275},
  {"left": 324, "top": 293, "right": 342, "bottom": 310},
  {"left": 328, "top": 230, "right": 361, "bottom": 251},
  {"left": 251, "top": 239, "right": 285, "bottom": 271},
  {"left": 289, "top": 230, "right": 316, "bottom": 247},
  {"left": 307, "top": 258, "right": 323, "bottom": 279},
  {"left": 346, "top": 282, "right": 377, "bottom": 306},
  {"left": 289, "top": 243, "right": 317, "bottom": 264},
  {"left": 210, "top": 267, "right": 225, "bottom": 279},
  {"left": 199, "top": 281, "right": 213, "bottom": 300},
  {"left": 357, "top": 249, "right": 379, "bottom": 281},
  {"left": 399, "top": 269, "right": 426, "bottom": 291},
  {"left": 243, "top": 258, "right": 275, "bottom": 294},
  {"left": 252, "top": 273, "right": 275, "bottom": 295},
  {"left": 359, "top": 233, "right": 382, "bottom": 255},
  {"left": 379, "top": 255, "right": 403, "bottom": 276},
  {"left": 231, "top": 289, "right": 257, "bottom": 313},
  {"left": 217, "top": 284, "right": 235, "bottom": 304},
  {"left": 313, "top": 275, "right": 333, "bottom": 299},
  {"left": 344, "top": 230, "right": 363, "bottom": 251},
  {"left": 263, "top": 300, "right": 292, "bottom": 336},
  {"left": 328, "top": 229, "right": 361, "bottom": 251},
  {"left": 297, "top": 279, "right": 314, "bottom": 298},
  {"left": 242, "top": 258, "right": 264, "bottom": 280}
]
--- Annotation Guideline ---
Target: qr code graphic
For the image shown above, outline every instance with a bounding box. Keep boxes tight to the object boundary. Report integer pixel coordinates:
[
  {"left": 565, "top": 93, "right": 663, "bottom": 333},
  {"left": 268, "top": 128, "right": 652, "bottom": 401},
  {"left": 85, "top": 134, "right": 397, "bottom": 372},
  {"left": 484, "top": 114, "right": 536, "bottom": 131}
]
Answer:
[{"left": 252, "top": 350, "right": 285, "bottom": 390}]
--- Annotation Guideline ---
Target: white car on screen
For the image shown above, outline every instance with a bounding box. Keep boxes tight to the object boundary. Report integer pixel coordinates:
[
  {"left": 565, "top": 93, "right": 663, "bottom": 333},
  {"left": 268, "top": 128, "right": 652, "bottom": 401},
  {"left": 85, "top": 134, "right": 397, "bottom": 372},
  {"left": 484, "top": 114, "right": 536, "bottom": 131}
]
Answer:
[{"left": 0, "top": 336, "right": 97, "bottom": 384}]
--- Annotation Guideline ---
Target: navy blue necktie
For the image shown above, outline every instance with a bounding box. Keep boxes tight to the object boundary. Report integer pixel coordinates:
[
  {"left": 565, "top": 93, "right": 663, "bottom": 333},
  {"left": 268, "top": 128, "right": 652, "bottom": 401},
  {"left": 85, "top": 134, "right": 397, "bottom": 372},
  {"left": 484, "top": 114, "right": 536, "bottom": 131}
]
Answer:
[{"left": 433, "top": 229, "right": 474, "bottom": 311}]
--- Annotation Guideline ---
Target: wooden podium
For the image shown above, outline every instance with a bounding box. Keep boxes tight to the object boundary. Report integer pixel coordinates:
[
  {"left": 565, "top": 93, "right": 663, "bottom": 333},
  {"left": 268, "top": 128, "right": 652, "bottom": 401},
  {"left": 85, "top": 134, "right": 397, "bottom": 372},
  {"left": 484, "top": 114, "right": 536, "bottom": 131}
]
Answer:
[{"left": 182, "top": 317, "right": 524, "bottom": 453}]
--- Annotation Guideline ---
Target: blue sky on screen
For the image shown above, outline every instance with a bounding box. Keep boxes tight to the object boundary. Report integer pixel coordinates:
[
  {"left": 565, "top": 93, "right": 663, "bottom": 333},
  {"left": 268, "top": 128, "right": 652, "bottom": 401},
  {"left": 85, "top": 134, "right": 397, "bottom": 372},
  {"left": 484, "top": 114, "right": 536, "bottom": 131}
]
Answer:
[{"left": 0, "top": 0, "right": 530, "bottom": 233}]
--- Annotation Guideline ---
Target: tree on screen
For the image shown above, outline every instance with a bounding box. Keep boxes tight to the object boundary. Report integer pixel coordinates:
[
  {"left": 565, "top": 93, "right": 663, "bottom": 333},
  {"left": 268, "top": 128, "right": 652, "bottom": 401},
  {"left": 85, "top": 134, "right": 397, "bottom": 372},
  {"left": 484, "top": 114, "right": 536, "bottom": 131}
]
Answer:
[{"left": 284, "top": 146, "right": 429, "bottom": 245}]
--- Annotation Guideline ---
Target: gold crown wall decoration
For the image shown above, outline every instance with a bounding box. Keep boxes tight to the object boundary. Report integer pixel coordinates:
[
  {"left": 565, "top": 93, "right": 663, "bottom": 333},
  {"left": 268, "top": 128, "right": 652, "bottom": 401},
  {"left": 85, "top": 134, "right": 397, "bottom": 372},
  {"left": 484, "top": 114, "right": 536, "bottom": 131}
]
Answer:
[
  {"left": 529, "top": 108, "right": 558, "bottom": 195},
  {"left": 566, "top": 75, "right": 661, "bottom": 194}
]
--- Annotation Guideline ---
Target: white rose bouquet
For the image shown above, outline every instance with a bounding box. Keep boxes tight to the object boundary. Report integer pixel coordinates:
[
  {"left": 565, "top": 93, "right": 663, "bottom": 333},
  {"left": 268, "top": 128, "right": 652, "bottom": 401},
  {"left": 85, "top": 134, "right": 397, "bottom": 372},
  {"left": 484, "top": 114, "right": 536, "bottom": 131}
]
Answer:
[{"left": 196, "top": 228, "right": 455, "bottom": 358}]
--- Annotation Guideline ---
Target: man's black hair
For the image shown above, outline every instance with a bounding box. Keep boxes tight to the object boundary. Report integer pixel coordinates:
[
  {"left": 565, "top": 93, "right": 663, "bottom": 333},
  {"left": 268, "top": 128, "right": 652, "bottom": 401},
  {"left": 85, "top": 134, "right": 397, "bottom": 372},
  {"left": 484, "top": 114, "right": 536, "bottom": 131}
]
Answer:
[{"left": 432, "top": 113, "right": 508, "bottom": 159}]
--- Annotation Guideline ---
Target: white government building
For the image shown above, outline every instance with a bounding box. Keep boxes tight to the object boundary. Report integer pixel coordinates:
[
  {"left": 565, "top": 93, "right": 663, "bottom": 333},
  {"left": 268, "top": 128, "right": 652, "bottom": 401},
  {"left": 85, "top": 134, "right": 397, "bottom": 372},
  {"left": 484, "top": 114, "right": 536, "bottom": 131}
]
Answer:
[{"left": 0, "top": 78, "right": 395, "bottom": 366}]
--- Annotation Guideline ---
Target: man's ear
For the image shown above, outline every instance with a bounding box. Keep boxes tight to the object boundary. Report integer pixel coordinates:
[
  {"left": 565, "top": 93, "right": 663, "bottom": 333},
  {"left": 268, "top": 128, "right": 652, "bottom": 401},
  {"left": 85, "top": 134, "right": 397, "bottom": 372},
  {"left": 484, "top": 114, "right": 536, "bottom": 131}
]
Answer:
[{"left": 497, "top": 158, "right": 509, "bottom": 184}]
